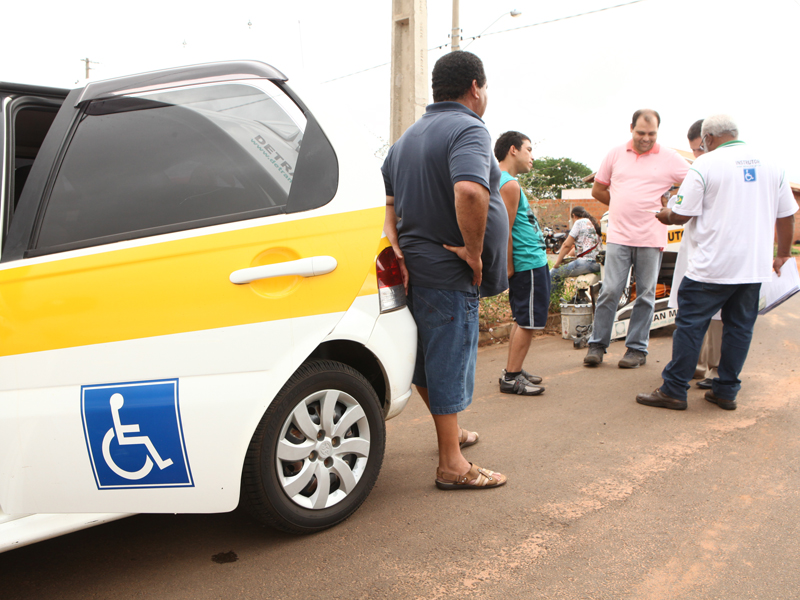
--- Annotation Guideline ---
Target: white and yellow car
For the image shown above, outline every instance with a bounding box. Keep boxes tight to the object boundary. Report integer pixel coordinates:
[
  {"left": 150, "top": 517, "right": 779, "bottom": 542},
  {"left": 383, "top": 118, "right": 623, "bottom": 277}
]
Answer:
[{"left": 0, "top": 61, "right": 416, "bottom": 551}]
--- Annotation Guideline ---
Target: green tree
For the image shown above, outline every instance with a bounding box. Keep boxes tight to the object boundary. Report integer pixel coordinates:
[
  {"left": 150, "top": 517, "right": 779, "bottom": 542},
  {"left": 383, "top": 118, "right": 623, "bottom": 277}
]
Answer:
[{"left": 518, "top": 156, "right": 592, "bottom": 200}]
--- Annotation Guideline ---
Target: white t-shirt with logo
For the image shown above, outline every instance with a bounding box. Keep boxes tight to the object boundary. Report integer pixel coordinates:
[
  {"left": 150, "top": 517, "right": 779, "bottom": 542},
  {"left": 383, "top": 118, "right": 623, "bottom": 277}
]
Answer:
[{"left": 672, "top": 140, "right": 797, "bottom": 284}]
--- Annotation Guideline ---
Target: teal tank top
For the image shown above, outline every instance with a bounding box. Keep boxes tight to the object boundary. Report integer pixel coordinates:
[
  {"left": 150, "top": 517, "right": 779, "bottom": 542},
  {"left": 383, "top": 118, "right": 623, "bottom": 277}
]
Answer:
[{"left": 500, "top": 171, "right": 548, "bottom": 271}]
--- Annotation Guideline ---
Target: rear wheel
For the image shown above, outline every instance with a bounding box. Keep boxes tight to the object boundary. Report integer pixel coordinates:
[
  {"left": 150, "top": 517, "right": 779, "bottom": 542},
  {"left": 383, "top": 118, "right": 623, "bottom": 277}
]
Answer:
[{"left": 241, "top": 360, "right": 385, "bottom": 534}]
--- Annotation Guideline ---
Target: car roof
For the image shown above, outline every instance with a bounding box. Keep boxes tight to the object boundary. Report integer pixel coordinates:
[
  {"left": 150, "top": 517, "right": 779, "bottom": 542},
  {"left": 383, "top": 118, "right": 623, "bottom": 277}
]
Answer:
[
  {"left": 0, "top": 83, "right": 69, "bottom": 101},
  {"left": 75, "top": 60, "right": 288, "bottom": 106},
  {"left": 1, "top": 61, "right": 287, "bottom": 106}
]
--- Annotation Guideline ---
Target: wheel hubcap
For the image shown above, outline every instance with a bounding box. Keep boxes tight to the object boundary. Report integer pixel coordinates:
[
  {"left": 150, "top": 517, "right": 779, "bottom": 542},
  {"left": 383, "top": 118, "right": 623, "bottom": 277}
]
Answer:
[
  {"left": 318, "top": 440, "right": 332, "bottom": 459},
  {"left": 276, "top": 389, "right": 371, "bottom": 510}
]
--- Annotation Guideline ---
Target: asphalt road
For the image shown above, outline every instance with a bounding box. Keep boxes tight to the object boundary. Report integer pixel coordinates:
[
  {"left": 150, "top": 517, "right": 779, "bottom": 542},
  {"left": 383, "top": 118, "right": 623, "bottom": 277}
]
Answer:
[{"left": 3, "top": 298, "right": 800, "bottom": 600}]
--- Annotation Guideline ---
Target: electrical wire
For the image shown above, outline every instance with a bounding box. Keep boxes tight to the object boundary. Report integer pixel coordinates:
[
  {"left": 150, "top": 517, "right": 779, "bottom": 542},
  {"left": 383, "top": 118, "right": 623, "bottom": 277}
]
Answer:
[
  {"left": 322, "top": 0, "right": 652, "bottom": 84},
  {"left": 323, "top": 61, "right": 390, "bottom": 83},
  {"left": 461, "top": 0, "right": 651, "bottom": 44}
]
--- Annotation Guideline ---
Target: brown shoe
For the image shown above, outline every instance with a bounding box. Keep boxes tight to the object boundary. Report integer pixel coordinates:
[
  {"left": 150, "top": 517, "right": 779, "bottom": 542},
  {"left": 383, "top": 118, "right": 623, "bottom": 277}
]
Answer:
[
  {"left": 458, "top": 428, "right": 479, "bottom": 449},
  {"left": 435, "top": 463, "right": 507, "bottom": 490},
  {"left": 584, "top": 344, "right": 604, "bottom": 366},
  {"left": 619, "top": 348, "right": 647, "bottom": 368},
  {"left": 636, "top": 387, "right": 687, "bottom": 410},
  {"left": 705, "top": 390, "right": 736, "bottom": 410}
]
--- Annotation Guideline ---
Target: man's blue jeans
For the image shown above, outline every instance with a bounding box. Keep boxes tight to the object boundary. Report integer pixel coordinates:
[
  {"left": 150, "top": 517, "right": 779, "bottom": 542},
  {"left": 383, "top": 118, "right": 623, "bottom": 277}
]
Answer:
[
  {"left": 406, "top": 285, "right": 479, "bottom": 415},
  {"left": 588, "top": 243, "right": 662, "bottom": 353},
  {"left": 661, "top": 277, "right": 760, "bottom": 402}
]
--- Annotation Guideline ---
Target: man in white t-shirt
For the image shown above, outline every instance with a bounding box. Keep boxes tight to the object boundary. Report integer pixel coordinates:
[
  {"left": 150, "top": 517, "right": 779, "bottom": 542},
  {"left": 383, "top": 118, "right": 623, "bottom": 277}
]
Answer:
[
  {"left": 637, "top": 114, "right": 797, "bottom": 411},
  {"left": 667, "top": 118, "right": 723, "bottom": 389}
]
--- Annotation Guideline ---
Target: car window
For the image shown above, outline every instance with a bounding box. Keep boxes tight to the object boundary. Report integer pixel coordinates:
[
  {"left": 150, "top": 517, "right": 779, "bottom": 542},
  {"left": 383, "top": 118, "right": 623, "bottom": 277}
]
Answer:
[
  {"left": 35, "top": 82, "right": 313, "bottom": 252},
  {"left": 1, "top": 101, "right": 59, "bottom": 253}
]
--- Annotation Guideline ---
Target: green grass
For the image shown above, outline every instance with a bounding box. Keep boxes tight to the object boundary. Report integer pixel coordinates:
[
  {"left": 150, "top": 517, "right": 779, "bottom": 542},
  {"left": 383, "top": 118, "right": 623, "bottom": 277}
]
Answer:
[{"left": 479, "top": 291, "right": 512, "bottom": 331}]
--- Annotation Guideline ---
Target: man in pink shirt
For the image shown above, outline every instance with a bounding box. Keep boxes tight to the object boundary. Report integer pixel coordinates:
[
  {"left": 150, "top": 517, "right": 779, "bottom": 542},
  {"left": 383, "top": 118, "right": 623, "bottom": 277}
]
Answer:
[{"left": 584, "top": 109, "right": 689, "bottom": 368}]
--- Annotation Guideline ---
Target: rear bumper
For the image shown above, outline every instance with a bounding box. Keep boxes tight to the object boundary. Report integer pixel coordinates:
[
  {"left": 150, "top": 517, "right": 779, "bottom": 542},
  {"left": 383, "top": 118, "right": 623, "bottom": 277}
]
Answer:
[{"left": 369, "top": 306, "right": 416, "bottom": 420}]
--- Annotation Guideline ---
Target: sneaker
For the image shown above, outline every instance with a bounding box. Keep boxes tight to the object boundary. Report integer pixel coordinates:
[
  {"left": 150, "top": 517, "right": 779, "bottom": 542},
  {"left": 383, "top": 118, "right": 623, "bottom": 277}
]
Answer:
[
  {"left": 499, "top": 373, "right": 545, "bottom": 396},
  {"left": 618, "top": 348, "right": 647, "bottom": 369},
  {"left": 501, "top": 368, "right": 542, "bottom": 385},
  {"left": 583, "top": 344, "right": 604, "bottom": 366}
]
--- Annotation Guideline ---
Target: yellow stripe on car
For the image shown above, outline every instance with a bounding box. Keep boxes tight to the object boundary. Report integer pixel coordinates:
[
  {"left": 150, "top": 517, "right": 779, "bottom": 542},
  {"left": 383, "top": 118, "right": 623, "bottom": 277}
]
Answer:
[{"left": 0, "top": 207, "right": 384, "bottom": 357}]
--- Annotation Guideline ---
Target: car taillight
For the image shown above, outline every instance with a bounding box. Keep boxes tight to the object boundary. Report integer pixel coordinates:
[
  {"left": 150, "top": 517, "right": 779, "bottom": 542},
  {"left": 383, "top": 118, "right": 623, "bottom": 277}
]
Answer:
[{"left": 376, "top": 246, "right": 406, "bottom": 313}]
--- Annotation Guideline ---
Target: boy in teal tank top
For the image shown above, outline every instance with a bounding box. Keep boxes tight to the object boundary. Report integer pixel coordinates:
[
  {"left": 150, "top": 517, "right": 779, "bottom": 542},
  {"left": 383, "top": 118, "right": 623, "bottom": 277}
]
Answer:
[
  {"left": 495, "top": 132, "right": 551, "bottom": 396},
  {"left": 501, "top": 170, "right": 549, "bottom": 272}
]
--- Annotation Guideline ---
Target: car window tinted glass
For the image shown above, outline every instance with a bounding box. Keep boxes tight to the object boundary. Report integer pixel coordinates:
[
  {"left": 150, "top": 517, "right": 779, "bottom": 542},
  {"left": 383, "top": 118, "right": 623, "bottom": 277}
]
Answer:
[{"left": 37, "top": 82, "right": 307, "bottom": 250}]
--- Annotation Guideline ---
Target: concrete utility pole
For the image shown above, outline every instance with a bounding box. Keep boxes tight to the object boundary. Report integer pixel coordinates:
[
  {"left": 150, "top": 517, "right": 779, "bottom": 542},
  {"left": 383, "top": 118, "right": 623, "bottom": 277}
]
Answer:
[
  {"left": 80, "top": 58, "right": 99, "bottom": 79},
  {"left": 451, "top": 0, "right": 461, "bottom": 51},
  {"left": 390, "top": 0, "right": 428, "bottom": 144}
]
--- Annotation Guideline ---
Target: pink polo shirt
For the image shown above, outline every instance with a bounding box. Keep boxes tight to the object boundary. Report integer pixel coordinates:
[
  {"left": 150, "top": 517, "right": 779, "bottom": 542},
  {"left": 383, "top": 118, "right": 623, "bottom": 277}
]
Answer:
[{"left": 595, "top": 141, "right": 689, "bottom": 248}]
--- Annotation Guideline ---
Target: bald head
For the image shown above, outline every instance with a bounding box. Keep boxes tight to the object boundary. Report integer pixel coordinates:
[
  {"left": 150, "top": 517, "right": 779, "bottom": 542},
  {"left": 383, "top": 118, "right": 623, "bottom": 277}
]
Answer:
[{"left": 631, "top": 109, "right": 661, "bottom": 128}]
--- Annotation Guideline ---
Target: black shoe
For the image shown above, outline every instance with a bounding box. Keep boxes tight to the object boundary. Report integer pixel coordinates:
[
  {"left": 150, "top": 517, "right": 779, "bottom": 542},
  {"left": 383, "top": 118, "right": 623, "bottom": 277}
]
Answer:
[
  {"left": 502, "top": 368, "right": 543, "bottom": 385},
  {"left": 636, "top": 387, "right": 687, "bottom": 410},
  {"left": 499, "top": 373, "right": 545, "bottom": 396},
  {"left": 584, "top": 344, "right": 604, "bottom": 366},
  {"left": 619, "top": 348, "right": 647, "bottom": 369},
  {"left": 705, "top": 390, "right": 736, "bottom": 410},
  {"left": 520, "top": 368, "right": 543, "bottom": 385},
  {"left": 696, "top": 378, "right": 713, "bottom": 390}
]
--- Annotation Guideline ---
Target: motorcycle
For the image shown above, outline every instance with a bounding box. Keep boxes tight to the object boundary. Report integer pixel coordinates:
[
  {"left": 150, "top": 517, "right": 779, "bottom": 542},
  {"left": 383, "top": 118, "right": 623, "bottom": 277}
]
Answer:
[{"left": 543, "top": 226, "right": 567, "bottom": 253}]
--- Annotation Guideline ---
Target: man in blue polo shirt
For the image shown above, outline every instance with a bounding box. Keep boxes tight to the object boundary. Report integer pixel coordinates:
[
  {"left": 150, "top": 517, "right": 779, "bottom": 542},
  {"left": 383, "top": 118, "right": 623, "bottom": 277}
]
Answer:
[{"left": 382, "top": 51, "right": 508, "bottom": 490}]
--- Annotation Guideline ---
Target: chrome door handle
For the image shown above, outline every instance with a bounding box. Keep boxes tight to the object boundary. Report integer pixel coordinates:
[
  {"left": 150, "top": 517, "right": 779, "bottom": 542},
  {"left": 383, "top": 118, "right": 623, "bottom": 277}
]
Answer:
[{"left": 230, "top": 256, "right": 338, "bottom": 284}]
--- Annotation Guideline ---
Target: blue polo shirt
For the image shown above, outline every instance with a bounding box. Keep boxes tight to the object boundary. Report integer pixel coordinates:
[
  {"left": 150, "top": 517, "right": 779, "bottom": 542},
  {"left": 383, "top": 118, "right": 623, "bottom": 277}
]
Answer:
[{"left": 381, "top": 102, "right": 508, "bottom": 297}]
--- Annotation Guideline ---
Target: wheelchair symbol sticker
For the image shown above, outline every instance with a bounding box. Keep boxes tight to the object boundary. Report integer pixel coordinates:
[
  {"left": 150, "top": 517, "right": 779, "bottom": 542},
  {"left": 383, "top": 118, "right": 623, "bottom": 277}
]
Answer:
[
  {"left": 744, "top": 168, "right": 757, "bottom": 182},
  {"left": 81, "top": 379, "right": 193, "bottom": 489}
]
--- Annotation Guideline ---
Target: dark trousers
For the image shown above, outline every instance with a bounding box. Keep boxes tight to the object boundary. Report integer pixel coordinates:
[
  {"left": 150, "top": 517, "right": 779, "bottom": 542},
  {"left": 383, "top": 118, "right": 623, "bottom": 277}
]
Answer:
[{"left": 661, "top": 277, "right": 761, "bottom": 401}]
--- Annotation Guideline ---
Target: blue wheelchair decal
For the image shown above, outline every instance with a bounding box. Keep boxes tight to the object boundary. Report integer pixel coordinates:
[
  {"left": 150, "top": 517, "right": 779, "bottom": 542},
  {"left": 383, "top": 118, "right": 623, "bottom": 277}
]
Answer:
[
  {"left": 81, "top": 379, "right": 193, "bottom": 489},
  {"left": 744, "top": 168, "right": 757, "bottom": 182}
]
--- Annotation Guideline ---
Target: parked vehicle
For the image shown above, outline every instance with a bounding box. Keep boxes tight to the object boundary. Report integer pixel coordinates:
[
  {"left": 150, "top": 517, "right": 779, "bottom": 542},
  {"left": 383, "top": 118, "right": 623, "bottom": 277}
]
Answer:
[
  {"left": 543, "top": 226, "right": 567, "bottom": 253},
  {"left": 0, "top": 61, "right": 416, "bottom": 552}
]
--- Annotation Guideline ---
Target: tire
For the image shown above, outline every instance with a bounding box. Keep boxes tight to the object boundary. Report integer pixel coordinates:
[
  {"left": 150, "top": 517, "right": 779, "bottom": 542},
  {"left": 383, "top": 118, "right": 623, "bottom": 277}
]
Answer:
[{"left": 241, "top": 360, "right": 385, "bottom": 534}]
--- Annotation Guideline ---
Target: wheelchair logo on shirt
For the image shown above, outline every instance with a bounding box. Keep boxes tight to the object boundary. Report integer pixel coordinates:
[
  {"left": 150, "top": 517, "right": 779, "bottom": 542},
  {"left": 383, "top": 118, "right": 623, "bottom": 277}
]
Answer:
[
  {"left": 743, "top": 168, "right": 757, "bottom": 182},
  {"left": 81, "top": 379, "right": 193, "bottom": 489}
]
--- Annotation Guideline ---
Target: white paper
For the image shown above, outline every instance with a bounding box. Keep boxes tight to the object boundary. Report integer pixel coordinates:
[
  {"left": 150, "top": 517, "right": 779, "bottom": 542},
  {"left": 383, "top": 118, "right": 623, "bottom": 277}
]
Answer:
[{"left": 758, "top": 259, "right": 800, "bottom": 315}]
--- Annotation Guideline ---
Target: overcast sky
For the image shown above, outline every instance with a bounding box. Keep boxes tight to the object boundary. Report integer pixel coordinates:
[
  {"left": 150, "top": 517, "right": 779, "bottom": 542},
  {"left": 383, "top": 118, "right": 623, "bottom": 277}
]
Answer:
[{"left": 5, "top": 0, "right": 799, "bottom": 182}]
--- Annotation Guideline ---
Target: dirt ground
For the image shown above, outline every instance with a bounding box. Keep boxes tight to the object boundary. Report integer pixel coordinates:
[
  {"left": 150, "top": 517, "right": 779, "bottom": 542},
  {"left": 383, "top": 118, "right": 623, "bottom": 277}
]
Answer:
[{"left": 3, "top": 289, "right": 800, "bottom": 600}]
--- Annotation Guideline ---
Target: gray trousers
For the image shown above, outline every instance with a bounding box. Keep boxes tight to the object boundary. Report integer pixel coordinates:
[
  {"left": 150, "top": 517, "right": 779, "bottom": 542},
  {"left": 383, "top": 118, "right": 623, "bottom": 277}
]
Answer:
[{"left": 588, "top": 243, "right": 662, "bottom": 353}]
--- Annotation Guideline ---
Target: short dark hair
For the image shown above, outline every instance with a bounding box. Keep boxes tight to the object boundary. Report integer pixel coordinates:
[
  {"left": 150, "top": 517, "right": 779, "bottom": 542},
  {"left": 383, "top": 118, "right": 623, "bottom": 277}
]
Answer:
[
  {"left": 631, "top": 109, "right": 661, "bottom": 128},
  {"left": 432, "top": 51, "right": 487, "bottom": 103},
  {"left": 687, "top": 119, "right": 704, "bottom": 142},
  {"left": 494, "top": 131, "right": 530, "bottom": 162}
]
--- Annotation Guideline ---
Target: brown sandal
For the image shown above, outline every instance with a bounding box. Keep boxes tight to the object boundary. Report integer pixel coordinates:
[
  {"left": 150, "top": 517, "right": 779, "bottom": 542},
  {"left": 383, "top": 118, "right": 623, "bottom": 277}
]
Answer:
[
  {"left": 435, "top": 463, "right": 507, "bottom": 490},
  {"left": 458, "top": 428, "right": 479, "bottom": 449}
]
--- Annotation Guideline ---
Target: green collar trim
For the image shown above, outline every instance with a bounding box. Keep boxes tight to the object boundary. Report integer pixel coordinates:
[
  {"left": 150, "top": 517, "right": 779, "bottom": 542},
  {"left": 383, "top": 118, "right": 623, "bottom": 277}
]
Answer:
[{"left": 718, "top": 140, "right": 745, "bottom": 148}]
